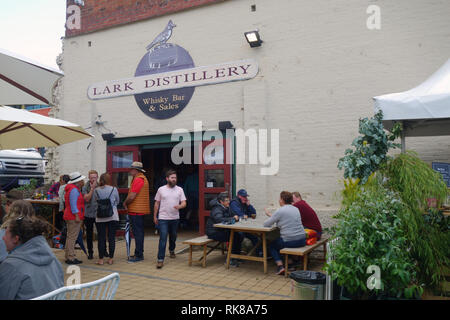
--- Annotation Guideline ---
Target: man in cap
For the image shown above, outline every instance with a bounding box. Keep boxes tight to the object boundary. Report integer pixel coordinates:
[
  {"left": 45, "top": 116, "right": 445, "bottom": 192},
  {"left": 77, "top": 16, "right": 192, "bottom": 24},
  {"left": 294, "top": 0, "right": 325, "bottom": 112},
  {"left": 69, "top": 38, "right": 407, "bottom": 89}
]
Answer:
[
  {"left": 123, "top": 162, "right": 150, "bottom": 263},
  {"left": 63, "top": 172, "right": 86, "bottom": 265},
  {"left": 229, "top": 189, "right": 262, "bottom": 257}
]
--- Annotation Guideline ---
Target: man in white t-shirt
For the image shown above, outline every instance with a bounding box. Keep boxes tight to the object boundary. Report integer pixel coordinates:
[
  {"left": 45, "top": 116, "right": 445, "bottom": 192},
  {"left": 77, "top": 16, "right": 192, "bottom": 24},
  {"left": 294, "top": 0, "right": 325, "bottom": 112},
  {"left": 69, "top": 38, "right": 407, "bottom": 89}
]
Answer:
[{"left": 154, "top": 170, "right": 187, "bottom": 269}]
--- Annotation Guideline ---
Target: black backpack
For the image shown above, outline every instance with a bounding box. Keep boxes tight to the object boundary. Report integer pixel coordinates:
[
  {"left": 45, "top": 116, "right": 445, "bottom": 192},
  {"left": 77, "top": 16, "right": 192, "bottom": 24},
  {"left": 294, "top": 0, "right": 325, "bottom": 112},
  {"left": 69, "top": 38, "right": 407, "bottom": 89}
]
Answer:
[{"left": 95, "top": 187, "right": 115, "bottom": 218}]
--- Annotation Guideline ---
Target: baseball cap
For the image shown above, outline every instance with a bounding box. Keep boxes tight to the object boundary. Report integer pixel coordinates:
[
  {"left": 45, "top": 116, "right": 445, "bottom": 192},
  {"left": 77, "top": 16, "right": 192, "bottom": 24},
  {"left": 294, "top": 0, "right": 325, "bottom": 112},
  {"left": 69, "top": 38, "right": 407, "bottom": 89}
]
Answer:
[{"left": 237, "top": 189, "right": 249, "bottom": 197}]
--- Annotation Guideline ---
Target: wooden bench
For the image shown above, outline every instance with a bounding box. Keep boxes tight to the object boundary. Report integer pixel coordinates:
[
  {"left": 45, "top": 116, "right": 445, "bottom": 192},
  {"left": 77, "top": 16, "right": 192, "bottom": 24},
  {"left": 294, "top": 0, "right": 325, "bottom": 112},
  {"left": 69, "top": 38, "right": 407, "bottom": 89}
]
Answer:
[
  {"left": 280, "top": 237, "right": 329, "bottom": 277},
  {"left": 182, "top": 235, "right": 225, "bottom": 268}
]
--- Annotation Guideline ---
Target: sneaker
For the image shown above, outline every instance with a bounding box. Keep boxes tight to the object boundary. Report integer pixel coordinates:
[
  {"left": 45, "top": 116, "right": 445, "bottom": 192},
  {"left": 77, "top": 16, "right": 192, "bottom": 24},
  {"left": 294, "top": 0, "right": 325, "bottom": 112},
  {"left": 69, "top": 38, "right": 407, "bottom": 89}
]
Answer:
[
  {"left": 128, "top": 255, "right": 144, "bottom": 260},
  {"left": 66, "top": 259, "right": 83, "bottom": 265},
  {"left": 170, "top": 251, "right": 176, "bottom": 259},
  {"left": 156, "top": 261, "right": 164, "bottom": 269},
  {"left": 88, "top": 253, "right": 94, "bottom": 260},
  {"left": 229, "top": 259, "right": 240, "bottom": 267},
  {"left": 128, "top": 256, "right": 144, "bottom": 263},
  {"left": 288, "top": 264, "right": 296, "bottom": 272},
  {"left": 276, "top": 265, "right": 285, "bottom": 275}
]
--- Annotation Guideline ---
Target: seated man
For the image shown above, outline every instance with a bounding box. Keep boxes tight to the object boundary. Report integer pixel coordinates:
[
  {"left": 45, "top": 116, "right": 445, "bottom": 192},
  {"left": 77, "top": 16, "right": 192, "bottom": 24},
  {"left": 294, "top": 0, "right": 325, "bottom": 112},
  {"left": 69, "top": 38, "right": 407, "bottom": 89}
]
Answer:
[
  {"left": 292, "top": 192, "right": 322, "bottom": 240},
  {"left": 229, "top": 189, "right": 262, "bottom": 257},
  {"left": 206, "top": 192, "right": 244, "bottom": 267}
]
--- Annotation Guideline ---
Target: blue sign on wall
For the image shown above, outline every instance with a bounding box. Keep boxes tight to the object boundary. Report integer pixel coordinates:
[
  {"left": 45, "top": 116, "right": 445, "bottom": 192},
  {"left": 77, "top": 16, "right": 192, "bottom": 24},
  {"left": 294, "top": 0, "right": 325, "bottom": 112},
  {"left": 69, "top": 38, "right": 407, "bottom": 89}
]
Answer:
[
  {"left": 432, "top": 162, "right": 450, "bottom": 187},
  {"left": 134, "top": 20, "right": 194, "bottom": 120},
  {"left": 134, "top": 43, "right": 195, "bottom": 119}
]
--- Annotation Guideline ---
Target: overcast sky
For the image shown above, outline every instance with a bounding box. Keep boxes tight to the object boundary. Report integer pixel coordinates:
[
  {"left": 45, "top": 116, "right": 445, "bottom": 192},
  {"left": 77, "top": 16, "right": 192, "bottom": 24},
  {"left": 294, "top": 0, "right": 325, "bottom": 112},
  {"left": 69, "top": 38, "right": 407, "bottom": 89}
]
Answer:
[{"left": 0, "top": 0, "right": 67, "bottom": 69}]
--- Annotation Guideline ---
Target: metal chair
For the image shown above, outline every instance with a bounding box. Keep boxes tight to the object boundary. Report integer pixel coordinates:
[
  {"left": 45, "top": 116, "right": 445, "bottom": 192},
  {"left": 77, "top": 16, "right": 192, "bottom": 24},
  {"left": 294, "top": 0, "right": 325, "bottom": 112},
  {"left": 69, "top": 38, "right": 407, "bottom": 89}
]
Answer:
[{"left": 32, "top": 272, "right": 120, "bottom": 300}]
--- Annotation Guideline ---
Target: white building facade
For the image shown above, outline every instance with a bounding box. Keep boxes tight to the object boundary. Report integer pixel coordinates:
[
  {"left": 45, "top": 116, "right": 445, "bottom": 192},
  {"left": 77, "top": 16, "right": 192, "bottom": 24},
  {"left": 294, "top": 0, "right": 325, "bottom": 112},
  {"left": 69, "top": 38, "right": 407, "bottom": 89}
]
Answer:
[{"left": 58, "top": 0, "right": 450, "bottom": 232}]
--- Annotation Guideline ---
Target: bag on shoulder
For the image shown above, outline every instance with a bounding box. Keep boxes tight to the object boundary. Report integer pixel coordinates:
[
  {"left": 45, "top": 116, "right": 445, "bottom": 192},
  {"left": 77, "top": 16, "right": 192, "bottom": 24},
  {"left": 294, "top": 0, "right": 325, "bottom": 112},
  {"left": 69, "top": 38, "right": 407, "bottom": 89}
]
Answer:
[{"left": 95, "top": 187, "right": 115, "bottom": 218}]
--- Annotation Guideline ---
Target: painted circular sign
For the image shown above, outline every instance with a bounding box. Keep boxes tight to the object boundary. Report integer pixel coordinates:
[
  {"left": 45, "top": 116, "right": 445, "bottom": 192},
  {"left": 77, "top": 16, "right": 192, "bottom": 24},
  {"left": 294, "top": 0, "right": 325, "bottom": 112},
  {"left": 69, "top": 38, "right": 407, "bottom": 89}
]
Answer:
[{"left": 134, "top": 44, "right": 195, "bottom": 119}]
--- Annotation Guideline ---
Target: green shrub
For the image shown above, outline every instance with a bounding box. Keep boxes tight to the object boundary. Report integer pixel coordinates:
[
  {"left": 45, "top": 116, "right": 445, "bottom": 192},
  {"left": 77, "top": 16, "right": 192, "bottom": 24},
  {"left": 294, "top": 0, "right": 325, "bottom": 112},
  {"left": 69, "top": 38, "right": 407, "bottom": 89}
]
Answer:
[
  {"left": 326, "top": 184, "right": 423, "bottom": 299},
  {"left": 337, "top": 111, "right": 401, "bottom": 184},
  {"left": 383, "top": 152, "right": 450, "bottom": 289}
]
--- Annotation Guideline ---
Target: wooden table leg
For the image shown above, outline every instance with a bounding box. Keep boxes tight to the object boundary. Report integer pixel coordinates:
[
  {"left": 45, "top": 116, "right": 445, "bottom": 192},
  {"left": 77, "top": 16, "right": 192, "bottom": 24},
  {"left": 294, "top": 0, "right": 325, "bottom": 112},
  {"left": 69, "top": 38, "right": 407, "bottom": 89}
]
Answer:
[
  {"left": 262, "top": 232, "right": 267, "bottom": 274},
  {"left": 285, "top": 253, "right": 289, "bottom": 278},
  {"left": 52, "top": 205, "right": 56, "bottom": 236},
  {"left": 323, "top": 242, "right": 327, "bottom": 261},
  {"left": 304, "top": 254, "right": 308, "bottom": 271},
  {"left": 189, "top": 245, "right": 193, "bottom": 266},
  {"left": 226, "top": 230, "right": 234, "bottom": 269},
  {"left": 202, "top": 244, "right": 207, "bottom": 268}
]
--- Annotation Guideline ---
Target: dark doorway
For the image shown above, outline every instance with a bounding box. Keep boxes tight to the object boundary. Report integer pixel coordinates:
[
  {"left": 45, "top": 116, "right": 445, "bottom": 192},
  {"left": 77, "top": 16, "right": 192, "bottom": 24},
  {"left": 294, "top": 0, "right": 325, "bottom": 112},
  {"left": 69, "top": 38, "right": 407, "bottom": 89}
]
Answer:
[{"left": 141, "top": 145, "right": 199, "bottom": 232}]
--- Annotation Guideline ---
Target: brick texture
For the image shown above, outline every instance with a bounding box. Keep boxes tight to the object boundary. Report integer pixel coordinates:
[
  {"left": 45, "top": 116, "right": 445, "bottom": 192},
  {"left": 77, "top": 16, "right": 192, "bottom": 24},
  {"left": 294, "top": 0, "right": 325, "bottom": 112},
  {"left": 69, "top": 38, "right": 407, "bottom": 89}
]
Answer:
[{"left": 65, "top": 0, "right": 228, "bottom": 38}]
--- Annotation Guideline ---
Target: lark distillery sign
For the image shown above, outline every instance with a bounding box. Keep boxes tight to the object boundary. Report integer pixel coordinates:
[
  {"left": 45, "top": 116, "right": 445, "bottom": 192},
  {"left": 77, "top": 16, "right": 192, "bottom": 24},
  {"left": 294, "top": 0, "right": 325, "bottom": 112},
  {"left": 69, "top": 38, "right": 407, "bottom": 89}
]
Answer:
[{"left": 87, "top": 20, "right": 258, "bottom": 119}]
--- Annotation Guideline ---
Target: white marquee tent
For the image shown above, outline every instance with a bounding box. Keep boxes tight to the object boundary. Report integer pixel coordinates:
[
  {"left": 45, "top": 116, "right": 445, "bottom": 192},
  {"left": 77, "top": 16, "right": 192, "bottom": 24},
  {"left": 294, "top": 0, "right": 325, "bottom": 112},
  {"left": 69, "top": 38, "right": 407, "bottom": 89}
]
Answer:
[{"left": 374, "top": 58, "right": 450, "bottom": 152}]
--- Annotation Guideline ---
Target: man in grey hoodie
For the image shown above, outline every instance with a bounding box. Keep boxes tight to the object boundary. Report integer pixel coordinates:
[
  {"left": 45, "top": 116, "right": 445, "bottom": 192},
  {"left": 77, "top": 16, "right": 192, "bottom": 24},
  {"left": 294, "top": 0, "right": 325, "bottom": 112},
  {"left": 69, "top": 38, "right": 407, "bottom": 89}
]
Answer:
[{"left": 0, "top": 216, "right": 64, "bottom": 300}]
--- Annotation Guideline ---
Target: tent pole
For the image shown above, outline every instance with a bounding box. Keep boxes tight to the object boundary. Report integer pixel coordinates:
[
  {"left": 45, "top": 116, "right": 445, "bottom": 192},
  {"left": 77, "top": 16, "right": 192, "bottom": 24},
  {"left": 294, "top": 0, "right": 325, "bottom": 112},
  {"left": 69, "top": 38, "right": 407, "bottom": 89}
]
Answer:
[{"left": 401, "top": 121, "right": 406, "bottom": 153}]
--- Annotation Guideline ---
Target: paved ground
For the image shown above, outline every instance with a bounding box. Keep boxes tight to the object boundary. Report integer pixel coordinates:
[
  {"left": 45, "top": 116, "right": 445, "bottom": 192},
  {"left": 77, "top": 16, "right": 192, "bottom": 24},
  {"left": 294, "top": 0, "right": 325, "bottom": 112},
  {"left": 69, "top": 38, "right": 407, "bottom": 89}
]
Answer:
[{"left": 52, "top": 230, "right": 326, "bottom": 300}]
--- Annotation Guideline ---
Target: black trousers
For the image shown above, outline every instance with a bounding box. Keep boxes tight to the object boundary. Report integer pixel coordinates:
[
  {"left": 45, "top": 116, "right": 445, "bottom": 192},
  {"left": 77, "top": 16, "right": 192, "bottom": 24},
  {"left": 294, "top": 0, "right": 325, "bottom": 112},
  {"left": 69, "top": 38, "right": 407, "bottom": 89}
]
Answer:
[
  {"left": 56, "top": 211, "right": 64, "bottom": 232},
  {"left": 207, "top": 230, "right": 243, "bottom": 254},
  {"left": 84, "top": 217, "right": 96, "bottom": 255},
  {"left": 96, "top": 221, "right": 117, "bottom": 259}
]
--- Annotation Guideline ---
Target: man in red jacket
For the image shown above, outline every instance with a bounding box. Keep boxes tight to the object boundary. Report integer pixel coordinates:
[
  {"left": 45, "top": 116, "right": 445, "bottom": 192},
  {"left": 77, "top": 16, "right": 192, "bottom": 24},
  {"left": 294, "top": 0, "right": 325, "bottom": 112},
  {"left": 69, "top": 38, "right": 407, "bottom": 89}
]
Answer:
[
  {"left": 64, "top": 172, "right": 86, "bottom": 265},
  {"left": 292, "top": 192, "right": 322, "bottom": 240}
]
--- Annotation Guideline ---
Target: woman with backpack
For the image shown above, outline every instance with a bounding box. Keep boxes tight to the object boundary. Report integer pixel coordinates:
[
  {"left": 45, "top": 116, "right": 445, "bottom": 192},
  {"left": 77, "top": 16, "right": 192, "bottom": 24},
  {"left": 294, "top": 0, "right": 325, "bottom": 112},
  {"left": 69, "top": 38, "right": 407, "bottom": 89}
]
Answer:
[{"left": 93, "top": 173, "right": 119, "bottom": 265}]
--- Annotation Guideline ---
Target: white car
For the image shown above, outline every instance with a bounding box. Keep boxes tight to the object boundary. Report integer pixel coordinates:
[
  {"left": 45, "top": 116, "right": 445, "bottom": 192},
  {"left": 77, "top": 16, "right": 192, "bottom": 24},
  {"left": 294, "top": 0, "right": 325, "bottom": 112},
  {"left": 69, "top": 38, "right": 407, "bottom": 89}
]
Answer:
[{"left": 0, "top": 148, "right": 45, "bottom": 191}]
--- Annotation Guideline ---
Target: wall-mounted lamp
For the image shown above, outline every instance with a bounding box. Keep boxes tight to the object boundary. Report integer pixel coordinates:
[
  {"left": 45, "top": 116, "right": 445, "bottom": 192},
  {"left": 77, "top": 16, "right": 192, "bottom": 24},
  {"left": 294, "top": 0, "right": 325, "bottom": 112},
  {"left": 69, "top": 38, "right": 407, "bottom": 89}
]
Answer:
[
  {"left": 244, "top": 30, "right": 263, "bottom": 48},
  {"left": 218, "top": 121, "right": 234, "bottom": 131},
  {"left": 101, "top": 133, "right": 115, "bottom": 141}
]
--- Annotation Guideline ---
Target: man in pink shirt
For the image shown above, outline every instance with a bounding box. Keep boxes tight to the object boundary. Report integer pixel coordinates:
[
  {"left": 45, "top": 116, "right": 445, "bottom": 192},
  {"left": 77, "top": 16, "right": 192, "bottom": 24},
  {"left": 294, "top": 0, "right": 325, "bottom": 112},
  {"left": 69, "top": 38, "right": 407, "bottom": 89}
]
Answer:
[{"left": 154, "top": 170, "right": 187, "bottom": 269}]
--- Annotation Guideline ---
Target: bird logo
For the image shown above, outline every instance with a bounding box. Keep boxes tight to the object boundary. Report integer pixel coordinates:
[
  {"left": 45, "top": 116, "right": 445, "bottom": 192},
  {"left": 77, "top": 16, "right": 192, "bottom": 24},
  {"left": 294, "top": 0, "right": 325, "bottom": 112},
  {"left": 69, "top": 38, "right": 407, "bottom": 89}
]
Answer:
[{"left": 146, "top": 20, "right": 177, "bottom": 52}]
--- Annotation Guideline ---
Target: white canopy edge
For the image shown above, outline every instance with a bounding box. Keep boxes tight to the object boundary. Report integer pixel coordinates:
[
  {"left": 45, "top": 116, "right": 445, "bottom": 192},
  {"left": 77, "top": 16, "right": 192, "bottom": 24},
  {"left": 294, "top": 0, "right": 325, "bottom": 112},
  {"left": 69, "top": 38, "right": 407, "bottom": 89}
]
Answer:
[
  {"left": 0, "top": 105, "right": 86, "bottom": 128},
  {"left": 0, "top": 47, "right": 63, "bottom": 76},
  {"left": 373, "top": 58, "right": 450, "bottom": 121}
]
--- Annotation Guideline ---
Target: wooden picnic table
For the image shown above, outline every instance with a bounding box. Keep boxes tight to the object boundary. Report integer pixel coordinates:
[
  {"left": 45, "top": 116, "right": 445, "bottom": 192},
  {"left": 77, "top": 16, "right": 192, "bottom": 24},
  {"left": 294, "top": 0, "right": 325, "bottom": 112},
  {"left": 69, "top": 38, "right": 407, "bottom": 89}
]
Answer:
[
  {"left": 25, "top": 199, "right": 60, "bottom": 236},
  {"left": 214, "top": 221, "right": 277, "bottom": 274}
]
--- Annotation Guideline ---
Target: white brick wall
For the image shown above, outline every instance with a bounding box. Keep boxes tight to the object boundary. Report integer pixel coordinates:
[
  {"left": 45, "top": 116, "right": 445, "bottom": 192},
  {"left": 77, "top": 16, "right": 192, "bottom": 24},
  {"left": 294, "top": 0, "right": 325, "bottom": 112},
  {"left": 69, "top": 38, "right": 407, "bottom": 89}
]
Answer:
[{"left": 59, "top": 0, "right": 450, "bottom": 229}]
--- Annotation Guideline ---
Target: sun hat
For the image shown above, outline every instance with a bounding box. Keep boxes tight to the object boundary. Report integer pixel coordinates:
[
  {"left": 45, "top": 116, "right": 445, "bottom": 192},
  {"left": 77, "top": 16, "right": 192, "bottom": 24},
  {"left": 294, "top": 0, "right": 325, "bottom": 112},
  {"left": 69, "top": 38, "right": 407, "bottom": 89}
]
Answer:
[
  {"left": 68, "top": 172, "right": 86, "bottom": 184},
  {"left": 129, "top": 161, "right": 146, "bottom": 173}
]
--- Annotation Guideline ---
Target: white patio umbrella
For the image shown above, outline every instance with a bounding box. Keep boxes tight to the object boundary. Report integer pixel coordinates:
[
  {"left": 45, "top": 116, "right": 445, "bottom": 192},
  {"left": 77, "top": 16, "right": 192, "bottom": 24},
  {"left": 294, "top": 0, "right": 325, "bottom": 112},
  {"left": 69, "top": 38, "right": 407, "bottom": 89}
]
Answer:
[
  {"left": 0, "top": 48, "right": 63, "bottom": 105},
  {"left": 0, "top": 105, "right": 92, "bottom": 149}
]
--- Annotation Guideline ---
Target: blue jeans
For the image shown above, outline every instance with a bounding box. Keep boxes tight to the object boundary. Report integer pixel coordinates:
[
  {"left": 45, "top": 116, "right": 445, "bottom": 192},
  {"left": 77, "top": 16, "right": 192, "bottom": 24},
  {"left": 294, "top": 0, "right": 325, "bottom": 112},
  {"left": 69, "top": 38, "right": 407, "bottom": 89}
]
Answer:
[
  {"left": 157, "top": 219, "right": 179, "bottom": 262},
  {"left": 269, "top": 236, "right": 306, "bottom": 263},
  {"left": 243, "top": 233, "right": 262, "bottom": 255},
  {"left": 129, "top": 215, "right": 145, "bottom": 258}
]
